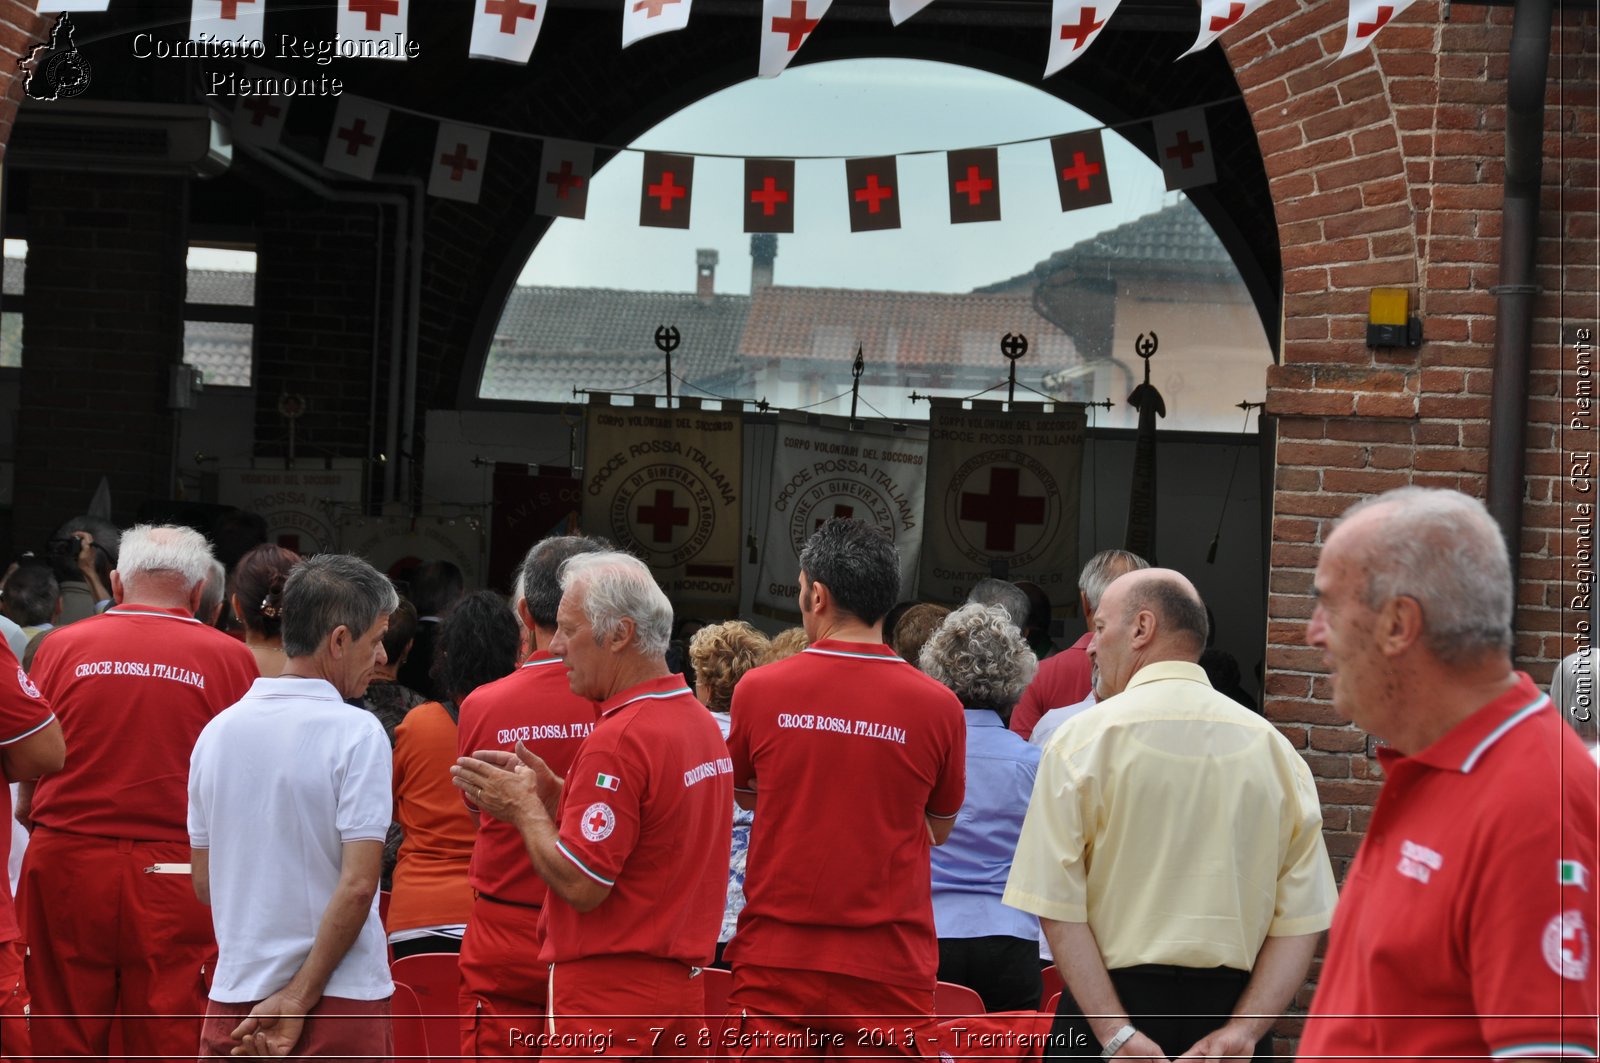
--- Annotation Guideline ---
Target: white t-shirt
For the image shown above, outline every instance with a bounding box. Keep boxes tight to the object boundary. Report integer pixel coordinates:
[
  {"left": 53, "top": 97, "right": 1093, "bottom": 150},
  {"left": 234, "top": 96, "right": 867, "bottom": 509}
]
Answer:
[
  {"left": 1029, "top": 691, "right": 1097, "bottom": 751},
  {"left": 189, "top": 676, "right": 393, "bottom": 1003}
]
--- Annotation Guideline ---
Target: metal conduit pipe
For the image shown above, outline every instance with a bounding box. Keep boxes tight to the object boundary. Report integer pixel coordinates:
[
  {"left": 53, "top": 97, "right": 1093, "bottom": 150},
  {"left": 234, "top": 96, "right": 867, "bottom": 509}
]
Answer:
[{"left": 1485, "top": 0, "right": 1555, "bottom": 587}]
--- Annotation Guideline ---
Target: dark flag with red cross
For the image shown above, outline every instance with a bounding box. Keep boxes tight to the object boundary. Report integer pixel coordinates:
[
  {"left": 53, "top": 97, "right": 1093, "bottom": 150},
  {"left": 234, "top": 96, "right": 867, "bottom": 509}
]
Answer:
[
  {"left": 946, "top": 147, "right": 1001, "bottom": 225},
  {"left": 1049, "top": 130, "right": 1111, "bottom": 212},
  {"left": 1340, "top": 0, "right": 1416, "bottom": 56},
  {"left": 337, "top": 0, "right": 409, "bottom": 60},
  {"left": 535, "top": 139, "right": 593, "bottom": 219},
  {"left": 845, "top": 156, "right": 901, "bottom": 233},
  {"left": 1180, "top": 0, "right": 1268, "bottom": 56},
  {"left": 759, "top": 0, "right": 833, "bottom": 78},
  {"left": 190, "top": 0, "right": 265, "bottom": 49},
  {"left": 1151, "top": 107, "right": 1216, "bottom": 190},
  {"left": 622, "top": 0, "right": 693, "bottom": 48},
  {"left": 744, "top": 159, "right": 796, "bottom": 233},
  {"left": 640, "top": 152, "right": 695, "bottom": 229},
  {"left": 323, "top": 95, "right": 390, "bottom": 181},
  {"left": 428, "top": 122, "right": 490, "bottom": 204},
  {"left": 469, "top": 0, "right": 548, "bottom": 64},
  {"left": 1045, "top": 0, "right": 1122, "bottom": 76}
]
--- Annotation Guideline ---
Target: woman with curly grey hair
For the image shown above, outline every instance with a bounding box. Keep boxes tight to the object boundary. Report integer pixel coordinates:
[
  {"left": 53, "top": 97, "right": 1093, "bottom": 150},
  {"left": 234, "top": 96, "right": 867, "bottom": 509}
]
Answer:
[{"left": 918, "top": 603, "right": 1044, "bottom": 1013}]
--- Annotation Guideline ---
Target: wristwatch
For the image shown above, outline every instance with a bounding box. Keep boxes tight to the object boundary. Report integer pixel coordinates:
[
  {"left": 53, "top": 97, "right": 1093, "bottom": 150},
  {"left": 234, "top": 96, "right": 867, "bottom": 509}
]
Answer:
[{"left": 1101, "top": 1024, "right": 1137, "bottom": 1059}]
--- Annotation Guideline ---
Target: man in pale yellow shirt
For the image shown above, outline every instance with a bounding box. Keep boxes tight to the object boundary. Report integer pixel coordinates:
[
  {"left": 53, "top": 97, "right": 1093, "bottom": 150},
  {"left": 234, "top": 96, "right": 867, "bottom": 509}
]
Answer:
[{"left": 1004, "top": 569, "right": 1335, "bottom": 1062}]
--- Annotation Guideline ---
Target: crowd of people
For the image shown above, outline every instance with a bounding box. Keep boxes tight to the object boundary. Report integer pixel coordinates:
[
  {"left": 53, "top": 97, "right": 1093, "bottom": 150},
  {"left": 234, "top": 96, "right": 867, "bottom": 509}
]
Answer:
[{"left": 0, "top": 486, "right": 1594, "bottom": 1061}]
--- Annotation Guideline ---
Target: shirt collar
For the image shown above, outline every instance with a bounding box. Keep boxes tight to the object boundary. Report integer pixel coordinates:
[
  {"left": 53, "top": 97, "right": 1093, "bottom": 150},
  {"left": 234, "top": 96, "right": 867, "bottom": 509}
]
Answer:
[
  {"left": 964, "top": 708, "right": 1006, "bottom": 727},
  {"left": 1381, "top": 672, "right": 1548, "bottom": 775},
  {"left": 599, "top": 673, "right": 694, "bottom": 717},
  {"left": 803, "top": 638, "right": 899, "bottom": 661},
  {"left": 248, "top": 675, "right": 344, "bottom": 701},
  {"left": 521, "top": 649, "right": 564, "bottom": 668},
  {"left": 1069, "top": 631, "right": 1092, "bottom": 651},
  {"left": 1123, "top": 659, "right": 1210, "bottom": 691},
  {"left": 105, "top": 603, "right": 200, "bottom": 623}
]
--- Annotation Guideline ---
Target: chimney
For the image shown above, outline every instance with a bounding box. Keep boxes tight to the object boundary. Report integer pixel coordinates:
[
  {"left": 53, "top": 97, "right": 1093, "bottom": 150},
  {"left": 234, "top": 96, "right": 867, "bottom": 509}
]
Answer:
[
  {"left": 696, "top": 248, "right": 718, "bottom": 304},
  {"left": 750, "top": 233, "right": 777, "bottom": 290}
]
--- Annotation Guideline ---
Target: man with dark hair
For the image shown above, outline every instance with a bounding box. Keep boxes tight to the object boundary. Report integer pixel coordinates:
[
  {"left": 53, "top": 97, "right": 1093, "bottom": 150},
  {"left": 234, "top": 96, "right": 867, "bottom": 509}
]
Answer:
[
  {"left": 0, "top": 563, "right": 60, "bottom": 638},
  {"left": 452, "top": 534, "right": 609, "bottom": 1057},
  {"left": 724, "top": 518, "right": 966, "bottom": 1056},
  {"left": 966, "top": 578, "right": 1030, "bottom": 632},
  {"left": 1006, "top": 568, "right": 1335, "bottom": 1061},
  {"left": 399, "top": 559, "right": 466, "bottom": 700},
  {"left": 190, "top": 553, "right": 398, "bottom": 1058},
  {"left": 48, "top": 515, "right": 118, "bottom": 624}
]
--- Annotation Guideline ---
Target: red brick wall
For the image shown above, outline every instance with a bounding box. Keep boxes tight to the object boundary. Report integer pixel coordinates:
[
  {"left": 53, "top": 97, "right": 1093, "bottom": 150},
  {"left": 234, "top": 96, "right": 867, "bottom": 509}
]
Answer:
[
  {"left": 1228, "top": 0, "right": 1599, "bottom": 1045},
  {"left": 0, "top": 2, "right": 47, "bottom": 161}
]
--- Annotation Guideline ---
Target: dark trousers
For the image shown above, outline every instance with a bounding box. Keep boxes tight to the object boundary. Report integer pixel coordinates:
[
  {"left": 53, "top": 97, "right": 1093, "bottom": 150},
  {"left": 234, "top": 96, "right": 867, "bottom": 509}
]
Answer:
[
  {"left": 1044, "top": 964, "right": 1269, "bottom": 1061},
  {"left": 937, "top": 935, "right": 1043, "bottom": 1013}
]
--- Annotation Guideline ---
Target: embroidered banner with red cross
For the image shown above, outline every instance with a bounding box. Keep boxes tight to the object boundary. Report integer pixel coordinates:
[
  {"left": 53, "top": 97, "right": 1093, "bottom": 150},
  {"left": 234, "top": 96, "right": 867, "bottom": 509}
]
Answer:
[
  {"left": 640, "top": 152, "right": 695, "bottom": 229},
  {"left": 946, "top": 147, "right": 1001, "bottom": 225},
  {"left": 622, "top": 0, "right": 693, "bottom": 48},
  {"left": 581, "top": 395, "right": 743, "bottom": 611},
  {"left": 753, "top": 412, "right": 928, "bottom": 619},
  {"left": 1180, "top": 0, "right": 1269, "bottom": 57},
  {"left": 845, "top": 156, "right": 901, "bottom": 233},
  {"left": 1340, "top": 0, "right": 1417, "bottom": 57},
  {"left": 1151, "top": 107, "right": 1216, "bottom": 190},
  {"left": 888, "top": 0, "right": 936, "bottom": 24},
  {"left": 535, "top": 139, "right": 594, "bottom": 219},
  {"left": 759, "top": 0, "right": 833, "bottom": 79},
  {"left": 428, "top": 122, "right": 490, "bottom": 204},
  {"left": 1049, "top": 130, "right": 1112, "bottom": 212},
  {"left": 191, "top": 0, "right": 265, "bottom": 49},
  {"left": 1045, "top": 0, "right": 1123, "bottom": 77},
  {"left": 323, "top": 95, "right": 390, "bottom": 181},
  {"left": 744, "top": 159, "right": 796, "bottom": 234},
  {"left": 917, "top": 398, "right": 1085, "bottom": 608},
  {"left": 337, "top": 0, "right": 410, "bottom": 61},
  {"left": 469, "top": 0, "right": 548, "bottom": 63}
]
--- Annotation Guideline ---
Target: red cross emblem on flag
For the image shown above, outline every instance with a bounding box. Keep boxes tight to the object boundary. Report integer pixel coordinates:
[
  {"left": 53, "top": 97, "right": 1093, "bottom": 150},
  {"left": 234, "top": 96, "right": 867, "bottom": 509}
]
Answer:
[
  {"left": 639, "top": 152, "right": 695, "bottom": 229},
  {"left": 637, "top": 489, "right": 690, "bottom": 543},
  {"left": 770, "top": 0, "right": 820, "bottom": 50},
  {"left": 347, "top": 0, "right": 399, "bottom": 32},
  {"left": 1049, "top": 130, "right": 1112, "bottom": 212},
  {"left": 946, "top": 147, "right": 1001, "bottom": 224},
  {"left": 634, "top": 0, "right": 681, "bottom": 15},
  {"left": 216, "top": 0, "right": 256, "bottom": 19},
  {"left": 744, "top": 158, "right": 796, "bottom": 233},
  {"left": 484, "top": 0, "right": 537, "bottom": 33},
  {"left": 1356, "top": 4, "right": 1394, "bottom": 36},
  {"left": 1058, "top": 7, "right": 1104, "bottom": 49},
  {"left": 959, "top": 466, "right": 1047, "bottom": 553},
  {"left": 846, "top": 156, "right": 901, "bottom": 232}
]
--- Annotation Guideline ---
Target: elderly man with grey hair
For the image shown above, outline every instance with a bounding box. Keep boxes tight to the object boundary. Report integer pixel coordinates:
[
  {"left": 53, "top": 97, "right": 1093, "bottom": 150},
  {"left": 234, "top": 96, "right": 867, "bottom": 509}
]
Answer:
[
  {"left": 18, "top": 524, "right": 258, "bottom": 1063},
  {"left": 1300, "top": 488, "right": 1599, "bottom": 1062},
  {"left": 190, "top": 553, "right": 399, "bottom": 1058},
  {"left": 453, "top": 551, "right": 732, "bottom": 1054},
  {"left": 920, "top": 603, "right": 1042, "bottom": 1012}
]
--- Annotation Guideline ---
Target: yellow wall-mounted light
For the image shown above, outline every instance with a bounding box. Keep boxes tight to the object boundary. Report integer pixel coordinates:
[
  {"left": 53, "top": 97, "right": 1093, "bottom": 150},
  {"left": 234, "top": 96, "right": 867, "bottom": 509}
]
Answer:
[{"left": 1368, "top": 288, "right": 1422, "bottom": 348}]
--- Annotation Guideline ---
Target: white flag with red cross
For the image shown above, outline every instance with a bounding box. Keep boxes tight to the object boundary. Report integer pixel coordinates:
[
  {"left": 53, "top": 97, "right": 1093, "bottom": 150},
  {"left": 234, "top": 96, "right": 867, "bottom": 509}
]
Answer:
[
  {"left": 1340, "top": 0, "right": 1418, "bottom": 57},
  {"left": 469, "top": 0, "right": 548, "bottom": 63},
  {"left": 1180, "top": 0, "right": 1269, "bottom": 57},
  {"left": 759, "top": 0, "right": 833, "bottom": 79},
  {"left": 1152, "top": 107, "right": 1216, "bottom": 190},
  {"left": 323, "top": 96, "right": 390, "bottom": 181},
  {"left": 622, "top": 0, "right": 693, "bottom": 48},
  {"left": 232, "top": 89, "right": 288, "bottom": 147},
  {"left": 888, "top": 0, "right": 935, "bottom": 24},
  {"left": 535, "top": 139, "right": 594, "bottom": 219},
  {"left": 191, "top": 0, "right": 266, "bottom": 47},
  {"left": 1045, "top": 0, "right": 1123, "bottom": 77},
  {"left": 428, "top": 123, "right": 490, "bottom": 204},
  {"left": 337, "top": 0, "right": 409, "bottom": 60}
]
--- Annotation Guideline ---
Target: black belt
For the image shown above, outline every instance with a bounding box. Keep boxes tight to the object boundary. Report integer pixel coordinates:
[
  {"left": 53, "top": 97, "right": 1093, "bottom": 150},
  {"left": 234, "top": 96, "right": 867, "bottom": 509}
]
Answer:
[{"left": 475, "top": 890, "right": 541, "bottom": 911}]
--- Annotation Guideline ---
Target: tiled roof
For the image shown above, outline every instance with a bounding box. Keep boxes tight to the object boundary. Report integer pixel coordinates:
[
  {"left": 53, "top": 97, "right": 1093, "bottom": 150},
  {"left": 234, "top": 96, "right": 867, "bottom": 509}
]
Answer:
[
  {"left": 184, "top": 319, "right": 253, "bottom": 388},
  {"left": 977, "top": 203, "right": 1236, "bottom": 292},
  {"left": 187, "top": 269, "right": 255, "bottom": 306}
]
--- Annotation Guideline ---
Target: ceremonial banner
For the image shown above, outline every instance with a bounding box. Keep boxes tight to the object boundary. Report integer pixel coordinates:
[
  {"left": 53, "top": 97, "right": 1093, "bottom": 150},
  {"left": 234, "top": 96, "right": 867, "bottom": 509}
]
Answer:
[
  {"left": 754, "top": 414, "right": 928, "bottom": 618},
  {"left": 581, "top": 399, "right": 742, "bottom": 610},
  {"left": 338, "top": 515, "right": 485, "bottom": 590},
  {"left": 428, "top": 123, "right": 489, "bottom": 203},
  {"left": 918, "top": 401, "right": 1085, "bottom": 607},
  {"left": 217, "top": 464, "right": 365, "bottom": 556},
  {"left": 470, "top": 0, "right": 547, "bottom": 63},
  {"left": 489, "top": 464, "right": 581, "bottom": 593},
  {"left": 622, "top": 0, "right": 693, "bottom": 48}
]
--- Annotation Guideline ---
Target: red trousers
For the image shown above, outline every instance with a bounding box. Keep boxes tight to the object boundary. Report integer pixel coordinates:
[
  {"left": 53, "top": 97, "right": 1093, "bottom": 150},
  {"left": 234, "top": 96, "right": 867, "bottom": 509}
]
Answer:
[
  {"left": 458, "top": 895, "right": 548, "bottom": 1058},
  {"left": 1, "top": 939, "right": 29, "bottom": 1063},
  {"left": 198, "top": 995, "right": 392, "bottom": 1061},
  {"left": 545, "top": 954, "right": 706, "bottom": 1060},
  {"left": 17, "top": 828, "right": 216, "bottom": 1063},
  {"left": 726, "top": 964, "right": 934, "bottom": 1061}
]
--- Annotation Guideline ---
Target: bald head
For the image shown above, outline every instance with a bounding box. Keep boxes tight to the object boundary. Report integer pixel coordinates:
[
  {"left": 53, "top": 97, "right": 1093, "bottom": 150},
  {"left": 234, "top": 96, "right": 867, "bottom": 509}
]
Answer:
[{"left": 1090, "top": 568, "right": 1210, "bottom": 697}]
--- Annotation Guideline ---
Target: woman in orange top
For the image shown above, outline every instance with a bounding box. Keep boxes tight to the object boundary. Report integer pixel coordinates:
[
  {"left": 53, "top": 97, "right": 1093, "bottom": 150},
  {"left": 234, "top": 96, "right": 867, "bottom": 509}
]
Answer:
[{"left": 387, "top": 590, "right": 520, "bottom": 958}]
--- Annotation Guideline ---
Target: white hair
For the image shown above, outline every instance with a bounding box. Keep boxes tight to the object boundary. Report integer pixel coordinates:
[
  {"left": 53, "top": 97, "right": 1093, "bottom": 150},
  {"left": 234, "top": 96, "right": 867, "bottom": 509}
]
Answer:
[
  {"left": 559, "top": 551, "right": 672, "bottom": 658},
  {"left": 920, "top": 603, "right": 1038, "bottom": 712},
  {"left": 116, "top": 525, "right": 214, "bottom": 588},
  {"left": 198, "top": 557, "right": 227, "bottom": 619}
]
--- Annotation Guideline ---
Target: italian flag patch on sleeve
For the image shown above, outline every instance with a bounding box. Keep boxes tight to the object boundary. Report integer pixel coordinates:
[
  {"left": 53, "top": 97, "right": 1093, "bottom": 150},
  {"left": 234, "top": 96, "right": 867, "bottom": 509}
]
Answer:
[{"left": 595, "top": 773, "right": 621, "bottom": 791}]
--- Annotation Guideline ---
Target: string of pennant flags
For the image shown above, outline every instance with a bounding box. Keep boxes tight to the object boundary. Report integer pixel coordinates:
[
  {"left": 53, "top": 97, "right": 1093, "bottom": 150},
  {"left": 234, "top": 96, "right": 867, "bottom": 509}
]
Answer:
[{"left": 41, "top": 0, "right": 1421, "bottom": 74}]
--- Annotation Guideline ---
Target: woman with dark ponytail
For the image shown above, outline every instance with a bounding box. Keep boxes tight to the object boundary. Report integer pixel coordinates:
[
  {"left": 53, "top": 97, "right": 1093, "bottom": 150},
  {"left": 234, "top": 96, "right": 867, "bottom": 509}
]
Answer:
[{"left": 228, "top": 544, "right": 301, "bottom": 678}]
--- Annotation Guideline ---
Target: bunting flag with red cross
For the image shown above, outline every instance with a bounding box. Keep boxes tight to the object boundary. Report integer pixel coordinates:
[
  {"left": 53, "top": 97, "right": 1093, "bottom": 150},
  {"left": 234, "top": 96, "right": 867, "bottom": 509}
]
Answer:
[
  {"left": 845, "top": 156, "right": 901, "bottom": 232},
  {"left": 946, "top": 147, "right": 1001, "bottom": 225},
  {"left": 1340, "top": 0, "right": 1418, "bottom": 57},
  {"left": 1151, "top": 107, "right": 1216, "bottom": 190},
  {"left": 230, "top": 77, "right": 288, "bottom": 147},
  {"left": 337, "top": 0, "right": 409, "bottom": 60},
  {"left": 640, "top": 152, "right": 695, "bottom": 229},
  {"left": 759, "top": 0, "right": 833, "bottom": 79},
  {"left": 1049, "top": 130, "right": 1112, "bottom": 212},
  {"left": 322, "top": 96, "right": 390, "bottom": 181},
  {"left": 888, "top": 0, "right": 936, "bottom": 24},
  {"left": 428, "top": 123, "right": 490, "bottom": 204},
  {"left": 744, "top": 159, "right": 796, "bottom": 233},
  {"left": 1045, "top": 0, "right": 1122, "bottom": 77},
  {"left": 1180, "top": 0, "right": 1269, "bottom": 57},
  {"left": 191, "top": 0, "right": 266, "bottom": 49},
  {"left": 470, "top": 0, "right": 548, "bottom": 63},
  {"left": 622, "top": 0, "right": 693, "bottom": 48},
  {"left": 535, "top": 139, "right": 593, "bottom": 219}
]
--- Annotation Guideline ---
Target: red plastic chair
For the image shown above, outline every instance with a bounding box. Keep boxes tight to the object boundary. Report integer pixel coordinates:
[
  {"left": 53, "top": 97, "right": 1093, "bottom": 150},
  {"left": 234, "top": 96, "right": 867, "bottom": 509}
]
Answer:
[
  {"left": 391, "top": 952, "right": 462, "bottom": 1059},
  {"left": 1039, "top": 966, "right": 1063, "bottom": 1011},
  {"left": 390, "top": 980, "right": 430, "bottom": 1063},
  {"left": 1043, "top": 991, "right": 1061, "bottom": 1015},
  {"left": 934, "top": 980, "right": 986, "bottom": 1018}
]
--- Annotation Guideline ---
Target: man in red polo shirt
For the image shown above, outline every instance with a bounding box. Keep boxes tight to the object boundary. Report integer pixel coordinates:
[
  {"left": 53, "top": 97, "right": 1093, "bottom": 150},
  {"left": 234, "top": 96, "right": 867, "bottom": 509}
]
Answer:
[
  {"left": 725, "top": 518, "right": 966, "bottom": 1057},
  {"left": 1009, "top": 549, "right": 1146, "bottom": 740},
  {"left": 454, "top": 551, "right": 731, "bottom": 1058},
  {"left": 17, "top": 524, "right": 258, "bottom": 1061},
  {"left": 1300, "top": 487, "right": 1599, "bottom": 1062},
  {"left": 455, "top": 535, "right": 608, "bottom": 1057}
]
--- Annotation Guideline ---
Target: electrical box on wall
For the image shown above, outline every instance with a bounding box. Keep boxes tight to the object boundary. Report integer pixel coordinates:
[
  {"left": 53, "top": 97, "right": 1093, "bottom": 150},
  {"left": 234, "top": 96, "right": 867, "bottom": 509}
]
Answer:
[
  {"left": 168, "top": 364, "right": 204, "bottom": 409},
  {"left": 1367, "top": 288, "right": 1423, "bottom": 348}
]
